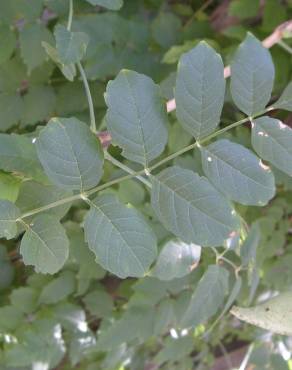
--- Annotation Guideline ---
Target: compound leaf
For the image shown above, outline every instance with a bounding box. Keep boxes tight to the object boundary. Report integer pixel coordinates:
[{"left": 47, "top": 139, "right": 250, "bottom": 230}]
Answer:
[
  {"left": 175, "top": 41, "right": 225, "bottom": 139},
  {"left": 20, "top": 214, "right": 69, "bottom": 274},
  {"left": 84, "top": 194, "right": 157, "bottom": 278},
  {"left": 151, "top": 166, "right": 240, "bottom": 247},
  {"left": 36, "top": 117, "right": 104, "bottom": 191},
  {"left": 252, "top": 116, "right": 292, "bottom": 176},
  {"left": 230, "top": 33, "right": 274, "bottom": 115},
  {"left": 105, "top": 70, "right": 168, "bottom": 167},
  {"left": 201, "top": 139, "right": 275, "bottom": 205}
]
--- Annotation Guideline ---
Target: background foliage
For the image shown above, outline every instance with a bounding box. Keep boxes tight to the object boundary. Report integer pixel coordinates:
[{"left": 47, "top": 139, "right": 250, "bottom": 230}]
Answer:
[{"left": 0, "top": 0, "right": 292, "bottom": 369}]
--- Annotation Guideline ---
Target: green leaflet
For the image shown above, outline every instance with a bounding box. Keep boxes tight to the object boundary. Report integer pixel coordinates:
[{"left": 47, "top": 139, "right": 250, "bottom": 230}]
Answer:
[
  {"left": 231, "top": 291, "right": 292, "bottom": 335},
  {"left": 0, "top": 172, "right": 21, "bottom": 202},
  {"left": 240, "top": 222, "right": 261, "bottom": 266},
  {"left": 19, "top": 23, "right": 54, "bottom": 73},
  {"left": 0, "top": 133, "right": 46, "bottom": 182},
  {"left": 151, "top": 166, "right": 240, "bottom": 247},
  {"left": 153, "top": 239, "right": 201, "bottom": 281},
  {"left": 38, "top": 271, "right": 75, "bottom": 304},
  {"left": 230, "top": 33, "right": 275, "bottom": 115},
  {"left": 0, "top": 92, "right": 23, "bottom": 131},
  {"left": 0, "top": 25, "right": 16, "bottom": 64},
  {"left": 10, "top": 287, "right": 38, "bottom": 314},
  {"left": 274, "top": 81, "right": 292, "bottom": 111},
  {"left": 20, "top": 214, "right": 69, "bottom": 274},
  {"left": 85, "top": 0, "right": 124, "bottom": 10},
  {"left": 252, "top": 117, "right": 292, "bottom": 176},
  {"left": 55, "top": 25, "right": 89, "bottom": 65},
  {"left": 201, "top": 139, "right": 276, "bottom": 206},
  {"left": 36, "top": 117, "right": 104, "bottom": 191},
  {"left": 0, "top": 200, "right": 20, "bottom": 239},
  {"left": 181, "top": 265, "right": 229, "bottom": 328},
  {"left": 84, "top": 194, "right": 157, "bottom": 278},
  {"left": 105, "top": 70, "right": 168, "bottom": 167},
  {"left": 175, "top": 41, "right": 225, "bottom": 139}
]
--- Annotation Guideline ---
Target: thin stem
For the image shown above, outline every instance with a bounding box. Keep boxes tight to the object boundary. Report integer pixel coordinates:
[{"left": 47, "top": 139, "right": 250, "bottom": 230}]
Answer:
[
  {"left": 77, "top": 62, "right": 97, "bottom": 133},
  {"left": 67, "top": 0, "right": 73, "bottom": 31},
  {"left": 17, "top": 106, "right": 273, "bottom": 220},
  {"left": 277, "top": 39, "right": 292, "bottom": 55},
  {"left": 104, "top": 151, "right": 152, "bottom": 188}
]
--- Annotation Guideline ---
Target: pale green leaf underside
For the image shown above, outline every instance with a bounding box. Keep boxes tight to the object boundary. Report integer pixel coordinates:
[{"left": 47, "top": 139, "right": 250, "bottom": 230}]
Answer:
[
  {"left": 20, "top": 214, "right": 69, "bottom": 274},
  {"left": 181, "top": 265, "right": 229, "bottom": 328},
  {"left": 105, "top": 70, "right": 168, "bottom": 166},
  {"left": 252, "top": 117, "right": 292, "bottom": 176},
  {"left": 36, "top": 117, "right": 104, "bottom": 191},
  {"left": 55, "top": 25, "right": 89, "bottom": 65},
  {"left": 175, "top": 41, "right": 225, "bottom": 139},
  {"left": 151, "top": 166, "right": 240, "bottom": 247},
  {"left": 85, "top": 0, "right": 123, "bottom": 10},
  {"left": 153, "top": 239, "right": 201, "bottom": 281},
  {"left": 231, "top": 291, "right": 292, "bottom": 335},
  {"left": 230, "top": 33, "right": 275, "bottom": 115},
  {"left": 274, "top": 81, "right": 292, "bottom": 111},
  {"left": 0, "top": 200, "right": 20, "bottom": 239},
  {"left": 201, "top": 139, "right": 275, "bottom": 205},
  {"left": 84, "top": 194, "right": 157, "bottom": 278}
]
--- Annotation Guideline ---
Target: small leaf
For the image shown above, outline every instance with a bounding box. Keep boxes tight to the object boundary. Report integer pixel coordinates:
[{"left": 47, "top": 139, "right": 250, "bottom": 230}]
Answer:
[
  {"left": 175, "top": 41, "right": 225, "bottom": 139},
  {"left": 39, "top": 271, "right": 75, "bottom": 304},
  {"left": 201, "top": 139, "right": 275, "bottom": 205},
  {"left": 231, "top": 291, "right": 292, "bottom": 335},
  {"left": 20, "top": 214, "right": 69, "bottom": 274},
  {"left": 0, "top": 25, "right": 16, "bottom": 64},
  {"left": 0, "top": 200, "right": 20, "bottom": 239},
  {"left": 151, "top": 166, "right": 240, "bottom": 247},
  {"left": 36, "top": 117, "right": 104, "bottom": 191},
  {"left": 240, "top": 222, "right": 261, "bottom": 266},
  {"left": 230, "top": 33, "right": 275, "bottom": 115},
  {"left": 274, "top": 81, "right": 292, "bottom": 111},
  {"left": 55, "top": 25, "right": 89, "bottom": 65},
  {"left": 105, "top": 70, "right": 168, "bottom": 167},
  {"left": 252, "top": 117, "right": 292, "bottom": 176},
  {"left": 0, "top": 92, "right": 23, "bottom": 131},
  {"left": 85, "top": 0, "right": 123, "bottom": 10},
  {"left": 181, "top": 265, "right": 229, "bottom": 328},
  {"left": 84, "top": 194, "right": 157, "bottom": 278},
  {"left": 153, "top": 239, "right": 201, "bottom": 281}
]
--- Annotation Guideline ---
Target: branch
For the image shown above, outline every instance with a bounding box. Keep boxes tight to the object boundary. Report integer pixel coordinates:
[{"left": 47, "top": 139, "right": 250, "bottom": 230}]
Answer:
[{"left": 166, "top": 20, "right": 292, "bottom": 113}]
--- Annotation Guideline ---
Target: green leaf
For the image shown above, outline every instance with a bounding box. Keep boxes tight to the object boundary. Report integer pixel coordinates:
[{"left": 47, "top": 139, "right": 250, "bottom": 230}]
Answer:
[
  {"left": 20, "top": 214, "right": 69, "bottom": 274},
  {"left": 19, "top": 23, "right": 54, "bottom": 73},
  {"left": 0, "top": 93, "right": 23, "bottom": 131},
  {"left": 230, "top": 33, "right": 275, "bottom": 115},
  {"left": 0, "top": 25, "right": 16, "bottom": 64},
  {"left": 201, "top": 139, "right": 276, "bottom": 206},
  {"left": 151, "top": 166, "right": 240, "bottom": 247},
  {"left": 0, "top": 200, "right": 20, "bottom": 239},
  {"left": 39, "top": 271, "right": 75, "bottom": 304},
  {"left": 274, "top": 81, "right": 292, "bottom": 111},
  {"left": 36, "top": 117, "right": 104, "bottom": 191},
  {"left": 42, "top": 41, "right": 76, "bottom": 81},
  {"left": 175, "top": 41, "right": 225, "bottom": 139},
  {"left": 181, "top": 265, "right": 229, "bottom": 328},
  {"left": 55, "top": 25, "right": 89, "bottom": 65},
  {"left": 231, "top": 291, "right": 292, "bottom": 335},
  {"left": 153, "top": 239, "right": 201, "bottom": 281},
  {"left": 252, "top": 117, "right": 292, "bottom": 176},
  {"left": 105, "top": 70, "right": 168, "bottom": 167},
  {"left": 10, "top": 287, "right": 38, "bottom": 314},
  {"left": 83, "top": 290, "right": 113, "bottom": 318},
  {"left": 21, "top": 86, "right": 56, "bottom": 126},
  {"left": 0, "top": 173, "right": 21, "bottom": 202},
  {"left": 85, "top": 0, "right": 123, "bottom": 10},
  {"left": 0, "top": 305, "right": 23, "bottom": 331},
  {"left": 84, "top": 194, "right": 157, "bottom": 278},
  {"left": 0, "top": 133, "right": 46, "bottom": 181},
  {"left": 16, "top": 181, "right": 72, "bottom": 220},
  {"left": 229, "top": 0, "right": 260, "bottom": 19},
  {"left": 152, "top": 12, "right": 182, "bottom": 49},
  {"left": 154, "top": 336, "right": 194, "bottom": 366},
  {"left": 240, "top": 222, "right": 261, "bottom": 266}
]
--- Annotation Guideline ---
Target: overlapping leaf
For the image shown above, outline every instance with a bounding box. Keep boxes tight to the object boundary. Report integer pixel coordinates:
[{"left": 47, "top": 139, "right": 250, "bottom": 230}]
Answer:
[
  {"left": 252, "top": 117, "right": 292, "bottom": 176},
  {"left": 201, "top": 139, "right": 275, "bottom": 205},
  {"left": 230, "top": 33, "right": 274, "bottom": 115},
  {"left": 151, "top": 166, "right": 240, "bottom": 246},
  {"left": 85, "top": 0, "right": 124, "bottom": 10},
  {"left": 20, "top": 214, "right": 69, "bottom": 274},
  {"left": 36, "top": 117, "right": 104, "bottom": 191},
  {"left": 0, "top": 200, "right": 20, "bottom": 239},
  {"left": 175, "top": 42, "right": 225, "bottom": 139},
  {"left": 84, "top": 194, "right": 157, "bottom": 278},
  {"left": 105, "top": 70, "right": 168, "bottom": 166}
]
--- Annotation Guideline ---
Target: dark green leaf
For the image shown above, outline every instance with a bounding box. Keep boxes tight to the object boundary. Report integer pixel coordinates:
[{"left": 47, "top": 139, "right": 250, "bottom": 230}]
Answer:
[{"left": 39, "top": 271, "right": 75, "bottom": 304}]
